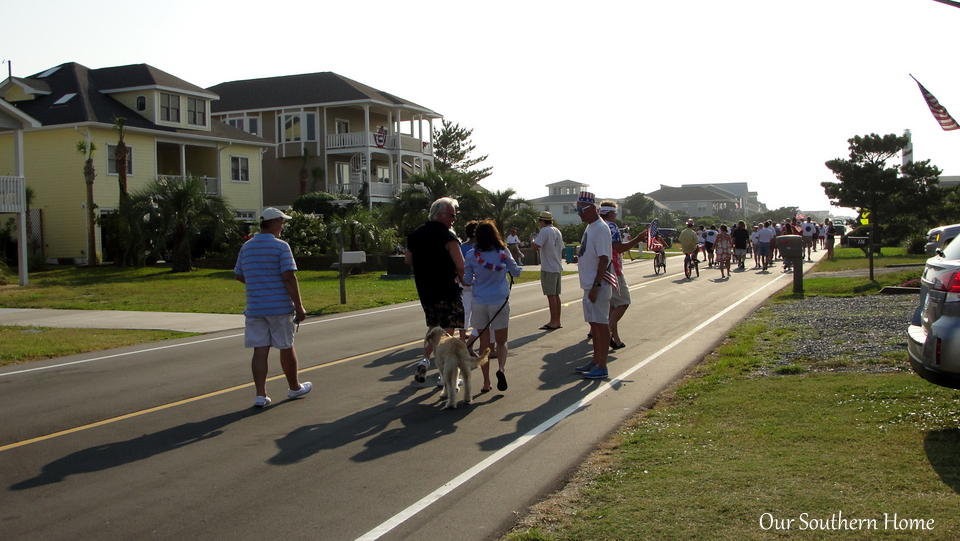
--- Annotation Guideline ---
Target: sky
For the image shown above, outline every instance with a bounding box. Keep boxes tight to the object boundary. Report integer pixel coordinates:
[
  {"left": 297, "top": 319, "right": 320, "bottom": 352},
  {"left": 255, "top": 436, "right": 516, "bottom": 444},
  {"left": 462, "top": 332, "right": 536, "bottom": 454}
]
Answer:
[{"left": 6, "top": 0, "right": 960, "bottom": 218}]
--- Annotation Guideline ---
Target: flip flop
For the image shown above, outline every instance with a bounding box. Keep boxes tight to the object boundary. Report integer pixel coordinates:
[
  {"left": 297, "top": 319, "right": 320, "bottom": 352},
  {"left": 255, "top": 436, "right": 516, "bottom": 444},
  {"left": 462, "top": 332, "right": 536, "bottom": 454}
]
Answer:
[
  {"left": 480, "top": 387, "right": 491, "bottom": 394},
  {"left": 539, "top": 324, "right": 562, "bottom": 330},
  {"left": 496, "top": 370, "right": 508, "bottom": 392}
]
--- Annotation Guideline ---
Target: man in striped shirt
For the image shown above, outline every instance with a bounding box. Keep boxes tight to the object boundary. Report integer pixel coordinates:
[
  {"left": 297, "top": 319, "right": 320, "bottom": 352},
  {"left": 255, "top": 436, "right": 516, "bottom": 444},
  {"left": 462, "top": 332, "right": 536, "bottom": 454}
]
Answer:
[{"left": 235, "top": 208, "right": 312, "bottom": 408}]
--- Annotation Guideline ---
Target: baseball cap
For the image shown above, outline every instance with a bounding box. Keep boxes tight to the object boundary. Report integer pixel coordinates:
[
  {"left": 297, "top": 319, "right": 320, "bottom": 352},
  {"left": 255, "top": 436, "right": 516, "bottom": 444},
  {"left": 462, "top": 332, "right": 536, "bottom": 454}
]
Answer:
[{"left": 261, "top": 207, "right": 292, "bottom": 221}]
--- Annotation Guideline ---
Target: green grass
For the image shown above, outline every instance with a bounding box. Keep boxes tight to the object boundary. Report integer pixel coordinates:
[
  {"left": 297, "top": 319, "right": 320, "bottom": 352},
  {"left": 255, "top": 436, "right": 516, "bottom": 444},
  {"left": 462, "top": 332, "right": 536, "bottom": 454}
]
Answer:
[
  {"left": 507, "top": 276, "right": 960, "bottom": 540},
  {"left": 0, "top": 326, "right": 196, "bottom": 368},
  {"left": 816, "top": 246, "right": 928, "bottom": 272},
  {"left": 0, "top": 264, "right": 542, "bottom": 315}
]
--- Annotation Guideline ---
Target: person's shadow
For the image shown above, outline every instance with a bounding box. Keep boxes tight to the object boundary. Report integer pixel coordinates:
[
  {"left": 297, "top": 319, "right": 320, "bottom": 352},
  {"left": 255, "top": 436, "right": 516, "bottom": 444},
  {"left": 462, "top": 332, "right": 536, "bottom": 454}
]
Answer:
[
  {"left": 11, "top": 408, "right": 255, "bottom": 490},
  {"left": 925, "top": 429, "right": 960, "bottom": 494}
]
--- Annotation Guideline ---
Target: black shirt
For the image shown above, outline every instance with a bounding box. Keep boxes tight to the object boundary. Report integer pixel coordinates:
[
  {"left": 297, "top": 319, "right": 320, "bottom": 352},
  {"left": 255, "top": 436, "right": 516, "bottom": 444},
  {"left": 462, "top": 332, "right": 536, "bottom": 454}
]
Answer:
[{"left": 407, "top": 221, "right": 460, "bottom": 303}]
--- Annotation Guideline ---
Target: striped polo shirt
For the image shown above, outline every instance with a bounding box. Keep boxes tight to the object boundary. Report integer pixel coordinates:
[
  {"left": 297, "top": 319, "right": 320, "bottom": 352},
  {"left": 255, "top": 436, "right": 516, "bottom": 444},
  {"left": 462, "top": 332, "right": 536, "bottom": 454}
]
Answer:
[{"left": 234, "top": 233, "right": 298, "bottom": 317}]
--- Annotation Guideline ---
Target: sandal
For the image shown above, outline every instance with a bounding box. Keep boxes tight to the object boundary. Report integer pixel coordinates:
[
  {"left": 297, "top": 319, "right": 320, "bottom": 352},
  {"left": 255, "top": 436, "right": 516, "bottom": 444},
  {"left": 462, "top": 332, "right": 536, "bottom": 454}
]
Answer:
[
  {"left": 539, "top": 324, "right": 562, "bottom": 330},
  {"left": 496, "top": 370, "right": 508, "bottom": 392}
]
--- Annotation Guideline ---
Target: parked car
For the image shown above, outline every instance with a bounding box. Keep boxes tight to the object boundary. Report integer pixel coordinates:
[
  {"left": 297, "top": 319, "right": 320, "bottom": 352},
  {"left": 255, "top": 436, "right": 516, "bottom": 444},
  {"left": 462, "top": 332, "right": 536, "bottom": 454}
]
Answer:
[
  {"left": 924, "top": 223, "right": 960, "bottom": 257},
  {"left": 907, "top": 238, "right": 960, "bottom": 389}
]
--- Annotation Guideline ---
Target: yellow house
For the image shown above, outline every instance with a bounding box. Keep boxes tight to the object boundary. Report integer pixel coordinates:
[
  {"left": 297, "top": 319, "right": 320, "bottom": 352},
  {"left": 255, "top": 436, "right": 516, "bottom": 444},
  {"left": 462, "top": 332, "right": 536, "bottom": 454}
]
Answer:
[{"left": 0, "top": 62, "right": 271, "bottom": 263}]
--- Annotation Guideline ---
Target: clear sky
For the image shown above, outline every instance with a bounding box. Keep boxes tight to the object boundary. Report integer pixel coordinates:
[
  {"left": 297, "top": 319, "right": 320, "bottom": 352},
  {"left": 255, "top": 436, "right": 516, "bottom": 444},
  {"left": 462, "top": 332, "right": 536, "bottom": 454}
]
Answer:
[{"left": 5, "top": 0, "right": 960, "bottom": 217}]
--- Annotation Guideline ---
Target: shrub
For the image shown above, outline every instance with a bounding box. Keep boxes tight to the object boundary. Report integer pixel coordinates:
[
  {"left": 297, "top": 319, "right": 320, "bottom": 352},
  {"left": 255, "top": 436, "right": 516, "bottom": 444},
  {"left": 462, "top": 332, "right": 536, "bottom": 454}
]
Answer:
[{"left": 903, "top": 234, "right": 927, "bottom": 255}]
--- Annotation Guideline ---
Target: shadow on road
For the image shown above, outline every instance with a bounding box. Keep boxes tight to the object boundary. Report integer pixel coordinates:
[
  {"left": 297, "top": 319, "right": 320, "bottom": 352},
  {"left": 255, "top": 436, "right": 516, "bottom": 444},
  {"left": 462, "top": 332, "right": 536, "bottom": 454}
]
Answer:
[{"left": 10, "top": 408, "right": 256, "bottom": 490}]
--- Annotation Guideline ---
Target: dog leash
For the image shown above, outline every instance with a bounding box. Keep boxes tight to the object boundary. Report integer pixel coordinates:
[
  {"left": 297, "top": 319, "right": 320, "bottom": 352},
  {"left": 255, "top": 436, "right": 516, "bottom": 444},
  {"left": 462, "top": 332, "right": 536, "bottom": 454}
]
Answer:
[{"left": 465, "top": 273, "right": 514, "bottom": 349}]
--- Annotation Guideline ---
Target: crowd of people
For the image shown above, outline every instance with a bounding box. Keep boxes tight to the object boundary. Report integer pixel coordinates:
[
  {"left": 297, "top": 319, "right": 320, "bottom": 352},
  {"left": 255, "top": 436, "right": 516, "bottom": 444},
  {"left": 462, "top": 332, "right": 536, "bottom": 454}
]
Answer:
[{"left": 232, "top": 202, "right": 841, "bottom": 406}]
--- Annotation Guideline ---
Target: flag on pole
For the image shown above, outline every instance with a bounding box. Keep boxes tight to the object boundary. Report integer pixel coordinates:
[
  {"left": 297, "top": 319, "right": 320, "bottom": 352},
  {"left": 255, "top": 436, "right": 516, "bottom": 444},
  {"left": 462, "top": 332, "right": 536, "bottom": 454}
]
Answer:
[
  {"left": 649, "top": 218, "right": 660, "bottom": 241},
  {"left": 911, "top": 75, "right": 960, "bottom": 131}
]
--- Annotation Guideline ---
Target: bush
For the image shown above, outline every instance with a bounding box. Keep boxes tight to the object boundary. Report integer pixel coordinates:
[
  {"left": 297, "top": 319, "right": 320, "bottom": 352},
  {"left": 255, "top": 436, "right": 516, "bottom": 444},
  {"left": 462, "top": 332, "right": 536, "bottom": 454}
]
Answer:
[
  {"left": 903, "top": 234, "right": 927, "bottom": 255},
  {"left": 291, "top": 192, "right": 361, "bottom": 217}
]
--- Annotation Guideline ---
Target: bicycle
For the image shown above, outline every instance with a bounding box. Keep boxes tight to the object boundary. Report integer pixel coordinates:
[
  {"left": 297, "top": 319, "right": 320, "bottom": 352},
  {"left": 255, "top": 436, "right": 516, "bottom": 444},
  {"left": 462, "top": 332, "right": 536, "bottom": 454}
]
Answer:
[
  {"left": 683, "top": 252, "right": 699, "bottom": 279},
  {"left": 653, "top": 250, "right": 666, "bottom": 275}
]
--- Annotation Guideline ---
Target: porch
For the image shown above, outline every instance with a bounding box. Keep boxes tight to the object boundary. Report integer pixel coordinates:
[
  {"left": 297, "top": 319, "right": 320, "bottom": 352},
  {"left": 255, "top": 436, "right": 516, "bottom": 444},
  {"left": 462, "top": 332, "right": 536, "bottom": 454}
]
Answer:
[
  {"left": 322, "top": 181, "right": 426, "bottom": 202},
  {"left": 326, "top": 132, "right": 432, "bottom": 154},
  {"left": 0, "top": 175, "right": 26, "bottom": 213}
]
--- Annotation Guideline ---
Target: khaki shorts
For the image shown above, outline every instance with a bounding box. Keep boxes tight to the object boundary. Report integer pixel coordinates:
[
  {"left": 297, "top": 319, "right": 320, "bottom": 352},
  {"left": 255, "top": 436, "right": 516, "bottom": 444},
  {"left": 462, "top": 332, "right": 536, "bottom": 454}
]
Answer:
[
  {"left": 472, "top": 302, "right": 511, "bottom": 332},
  {"left": 245, "top": 314, "right": 295, "bottom": 349},
  {"left": 610, "top": 275, "right": 631, "bottom": 307},
  {"left": 581, "top": 284, "right": 612, "bottom": 324},
  {"left": 540, "top": 271, "right": 562, "bottom": 296},
  {"left": 802, "top": 236, "right": 814, "bottom": 248}
]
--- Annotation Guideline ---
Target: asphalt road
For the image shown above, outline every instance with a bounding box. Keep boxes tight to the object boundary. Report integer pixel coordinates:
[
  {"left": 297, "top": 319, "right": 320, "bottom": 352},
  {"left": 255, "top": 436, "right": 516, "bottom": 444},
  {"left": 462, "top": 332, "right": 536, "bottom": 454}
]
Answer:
[{"left": 0, "top": 254, "right": 814, "bottom": 540}]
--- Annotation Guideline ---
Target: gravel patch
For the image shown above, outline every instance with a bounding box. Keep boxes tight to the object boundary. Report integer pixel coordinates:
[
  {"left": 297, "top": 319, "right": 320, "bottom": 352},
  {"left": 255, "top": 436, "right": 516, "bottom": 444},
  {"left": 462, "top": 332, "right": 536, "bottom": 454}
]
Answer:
[{"left": 759, "top": 294, "right": 918, "bottom": 374}]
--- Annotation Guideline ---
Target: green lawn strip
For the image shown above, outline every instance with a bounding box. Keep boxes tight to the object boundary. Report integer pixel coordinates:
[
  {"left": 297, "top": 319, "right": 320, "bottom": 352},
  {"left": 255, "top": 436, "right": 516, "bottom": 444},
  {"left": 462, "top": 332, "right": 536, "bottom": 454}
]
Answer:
[
  {"left": 544, "top": 373, "right": 960, "bottom": 541},
  {"left": 815, "top": 247, "right": 927, "bottom": 273},
  {"left": 0, "top": 326, "right": 197, "bottom": 367},
  {"left": 0, "top": 265, "right": 543, "bottom": 315}
]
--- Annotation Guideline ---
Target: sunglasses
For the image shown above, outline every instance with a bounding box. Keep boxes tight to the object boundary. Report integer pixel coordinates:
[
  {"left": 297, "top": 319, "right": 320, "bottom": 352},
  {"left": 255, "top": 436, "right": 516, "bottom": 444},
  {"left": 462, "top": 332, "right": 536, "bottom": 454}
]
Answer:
[{"left": 576, "top": 204, "right": 594, "bottom": 214}]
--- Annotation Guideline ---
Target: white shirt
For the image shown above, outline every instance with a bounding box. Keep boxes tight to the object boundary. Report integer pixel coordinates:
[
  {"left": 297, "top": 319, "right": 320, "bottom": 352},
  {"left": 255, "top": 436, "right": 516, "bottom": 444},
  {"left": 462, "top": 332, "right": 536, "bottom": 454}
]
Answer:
[
  {"left": 533, "top": 225, "right": 565, "bottom": 273},
  {"left": 506, "top": 234, "right": 520, "bottom": 245},
  {"left": 577, "top": 219, "right": 613, "bottom": 290}
]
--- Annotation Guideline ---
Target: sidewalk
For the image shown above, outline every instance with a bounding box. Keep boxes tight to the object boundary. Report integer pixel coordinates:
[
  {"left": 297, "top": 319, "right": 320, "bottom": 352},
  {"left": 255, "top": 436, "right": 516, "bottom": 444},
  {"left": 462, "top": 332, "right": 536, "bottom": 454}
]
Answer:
[{"left": 0, "top": 308, "right": 245, "bottom": 333}]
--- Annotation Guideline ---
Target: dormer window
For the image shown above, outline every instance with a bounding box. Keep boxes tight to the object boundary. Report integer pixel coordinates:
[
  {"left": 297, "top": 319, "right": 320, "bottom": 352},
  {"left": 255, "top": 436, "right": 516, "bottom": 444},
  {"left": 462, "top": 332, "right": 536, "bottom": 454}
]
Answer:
[
  {"left": 160, "top": 93, "right": 180, "bottom": 122},
  {"left": 136, "top": 96, "right": 146, "bottom": 111},
  {"left": 187, "top": 97, "right": 206, "bottom": 127}
]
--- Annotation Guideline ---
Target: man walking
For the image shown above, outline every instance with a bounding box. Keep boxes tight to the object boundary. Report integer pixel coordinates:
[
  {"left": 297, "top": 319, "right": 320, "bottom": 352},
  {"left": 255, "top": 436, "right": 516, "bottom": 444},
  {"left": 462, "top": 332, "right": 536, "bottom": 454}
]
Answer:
[
  {"left": 405, "top": 197, "right": 466, "bottom": 386},
  {"left": 235, "top": 208, "right": 312, "bottom": 408},
  {"left": 573, "top": 192, "right": 613, "bottom": 379},
  {"left": 531, "top": 211, "right": 565, "bottom": 330}
]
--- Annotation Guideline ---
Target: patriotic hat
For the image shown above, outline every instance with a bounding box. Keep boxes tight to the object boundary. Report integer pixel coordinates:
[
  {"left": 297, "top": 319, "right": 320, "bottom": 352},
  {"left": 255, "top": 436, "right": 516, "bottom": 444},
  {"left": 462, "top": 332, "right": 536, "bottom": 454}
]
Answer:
[{"left": 577, "top": 191, "right": 596, "bottom": 204}]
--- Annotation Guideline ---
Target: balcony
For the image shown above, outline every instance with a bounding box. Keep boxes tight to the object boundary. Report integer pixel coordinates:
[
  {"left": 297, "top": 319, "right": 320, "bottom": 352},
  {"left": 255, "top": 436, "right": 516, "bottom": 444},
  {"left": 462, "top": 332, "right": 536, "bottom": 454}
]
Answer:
[
  {"left": 157, "top": 175, "right": 220, "bottom": 195},
  {"left": 322, "top": 181, "right": 426, "bottom": 201},
  {"left": 0, "top": 175, "right": 26, "bottom": 213},
  {"left": 325, "top": 132, "right": 432, "bottom": 154}
]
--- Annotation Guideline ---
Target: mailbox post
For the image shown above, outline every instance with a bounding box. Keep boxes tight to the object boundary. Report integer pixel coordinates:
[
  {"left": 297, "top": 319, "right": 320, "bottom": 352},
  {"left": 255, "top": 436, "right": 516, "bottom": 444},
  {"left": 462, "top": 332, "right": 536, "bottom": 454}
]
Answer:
[{"left": 777, "top": 235, "right": 804, "bottom": 294}]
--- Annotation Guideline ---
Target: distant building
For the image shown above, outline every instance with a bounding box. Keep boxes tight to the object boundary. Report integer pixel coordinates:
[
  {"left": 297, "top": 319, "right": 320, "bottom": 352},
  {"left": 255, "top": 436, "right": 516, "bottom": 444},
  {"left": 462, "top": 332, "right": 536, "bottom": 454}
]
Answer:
[{"left": 525, "top": 180, "right": 592, "bottom": 227}]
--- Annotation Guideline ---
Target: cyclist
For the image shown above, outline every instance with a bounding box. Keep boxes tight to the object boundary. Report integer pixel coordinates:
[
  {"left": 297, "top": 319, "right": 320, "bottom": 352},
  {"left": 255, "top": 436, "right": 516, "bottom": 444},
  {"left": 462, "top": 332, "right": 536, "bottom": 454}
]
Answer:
[{"left": 678, "top": 220, "right": 700, "bottom": 276}]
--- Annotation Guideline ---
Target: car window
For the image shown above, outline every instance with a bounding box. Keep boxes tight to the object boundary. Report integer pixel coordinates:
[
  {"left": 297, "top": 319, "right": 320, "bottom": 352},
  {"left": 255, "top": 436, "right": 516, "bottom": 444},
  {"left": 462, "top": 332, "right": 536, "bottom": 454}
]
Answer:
[{"left": 941, "top": 235, "right": 960, "bottom": 259}]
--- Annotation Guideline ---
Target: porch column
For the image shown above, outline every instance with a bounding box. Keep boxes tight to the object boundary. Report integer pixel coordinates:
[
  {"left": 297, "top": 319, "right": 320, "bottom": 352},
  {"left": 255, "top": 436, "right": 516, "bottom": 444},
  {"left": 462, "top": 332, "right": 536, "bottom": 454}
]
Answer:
[{"left": 14, "top": 128, "right": 27, "bottom": 285}]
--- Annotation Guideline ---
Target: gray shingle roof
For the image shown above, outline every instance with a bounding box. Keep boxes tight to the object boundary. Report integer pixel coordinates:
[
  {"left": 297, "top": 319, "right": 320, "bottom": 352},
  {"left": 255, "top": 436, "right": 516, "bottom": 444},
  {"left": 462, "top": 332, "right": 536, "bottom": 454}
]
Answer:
[
  {"left": 646, "top": 185, "right": 737, "bottom": 202},
  {"left": 207, "top": 72, "right": 440, "bottom": 116},
  {"left": 5, "top": 62, "right": 265, "bottom": 144}
]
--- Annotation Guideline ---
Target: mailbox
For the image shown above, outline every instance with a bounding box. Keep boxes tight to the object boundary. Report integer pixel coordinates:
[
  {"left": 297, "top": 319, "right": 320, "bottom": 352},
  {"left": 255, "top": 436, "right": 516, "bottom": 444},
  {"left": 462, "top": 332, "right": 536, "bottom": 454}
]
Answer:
[
  {"left": 340, "top": 251, "right": 366, "bottom": 265},
  {"left": 778, "top": 235, "right": 803, "bottom": 259},
  {"left": 847, "top": 237, "right": 868, "bottom": 248}
]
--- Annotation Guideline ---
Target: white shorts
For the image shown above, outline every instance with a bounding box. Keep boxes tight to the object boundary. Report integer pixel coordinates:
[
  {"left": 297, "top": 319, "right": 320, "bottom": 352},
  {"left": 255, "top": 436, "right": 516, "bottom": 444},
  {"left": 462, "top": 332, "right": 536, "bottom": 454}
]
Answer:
[
  {"left": 245, "top": 314, "right": 295, "bottom": 349},
  {"left": 472, "top": 301, "right": 511, "bottom": 332},
  {"left": 610, "top": 275, "right": 631, "bottom": 307},
  {"left": 581, "top": 284, "right": 612, "bottom": 324},
  {"left": 459, "top": 286, "right": 474, "bottom": 330}
]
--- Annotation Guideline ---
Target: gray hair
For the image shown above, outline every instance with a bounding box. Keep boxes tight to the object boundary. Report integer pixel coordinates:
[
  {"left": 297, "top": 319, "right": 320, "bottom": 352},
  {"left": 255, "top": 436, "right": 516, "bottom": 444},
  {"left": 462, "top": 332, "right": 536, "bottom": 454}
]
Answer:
[{"left": 429, "top": 197, "right": 459, "bottom": 221}]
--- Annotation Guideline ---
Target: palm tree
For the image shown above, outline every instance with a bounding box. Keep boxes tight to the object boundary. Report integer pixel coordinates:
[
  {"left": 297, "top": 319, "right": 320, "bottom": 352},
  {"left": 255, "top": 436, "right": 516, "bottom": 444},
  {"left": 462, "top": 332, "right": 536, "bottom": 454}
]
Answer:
[
  {"left": 76, "top": 139, "right": 99, "bottom": 266},
  {"left": 135, "top": 176, "right": 239, "bottom": 273}
]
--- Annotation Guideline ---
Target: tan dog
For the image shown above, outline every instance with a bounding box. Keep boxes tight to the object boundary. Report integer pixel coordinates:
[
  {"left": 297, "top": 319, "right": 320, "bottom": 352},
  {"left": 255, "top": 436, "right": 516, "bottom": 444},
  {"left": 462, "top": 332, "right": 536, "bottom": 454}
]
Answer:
[{"left": 424, "top": 326, "right": 490, "bottom": 409}]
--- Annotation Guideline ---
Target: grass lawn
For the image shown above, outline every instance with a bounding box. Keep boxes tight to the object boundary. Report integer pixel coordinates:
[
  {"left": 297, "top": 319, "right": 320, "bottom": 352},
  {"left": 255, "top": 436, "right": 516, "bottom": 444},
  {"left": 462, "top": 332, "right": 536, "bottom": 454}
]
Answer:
[{"left": 0, "top": 326, "right": 197, "bottom": 368}]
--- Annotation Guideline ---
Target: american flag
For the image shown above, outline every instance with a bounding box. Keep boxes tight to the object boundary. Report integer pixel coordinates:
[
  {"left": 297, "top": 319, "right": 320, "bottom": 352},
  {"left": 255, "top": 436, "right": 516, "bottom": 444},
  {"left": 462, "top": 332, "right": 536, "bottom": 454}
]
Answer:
[
  {"left": 604, "top": 263, "right": 619, "bottom": 291},
  {"left": 649, "top": 218, "right": 660, "bottom": 241},
  {"left": 911, "top": 75, "right": 960, "bottom": 131}
]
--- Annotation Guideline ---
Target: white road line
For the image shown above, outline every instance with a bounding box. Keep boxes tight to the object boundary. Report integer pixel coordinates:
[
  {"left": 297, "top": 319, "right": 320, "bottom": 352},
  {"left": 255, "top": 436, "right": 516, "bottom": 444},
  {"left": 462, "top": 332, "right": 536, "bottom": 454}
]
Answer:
[{"left": 354, "top": 272, "right": 789, "bottom": 541}]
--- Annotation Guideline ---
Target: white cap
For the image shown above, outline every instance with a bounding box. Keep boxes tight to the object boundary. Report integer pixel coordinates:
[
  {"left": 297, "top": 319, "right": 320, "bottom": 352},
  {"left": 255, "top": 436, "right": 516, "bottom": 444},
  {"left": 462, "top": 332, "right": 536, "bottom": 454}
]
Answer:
[{"left": 261, "top": 207, "right": 292, "bottom": 221}]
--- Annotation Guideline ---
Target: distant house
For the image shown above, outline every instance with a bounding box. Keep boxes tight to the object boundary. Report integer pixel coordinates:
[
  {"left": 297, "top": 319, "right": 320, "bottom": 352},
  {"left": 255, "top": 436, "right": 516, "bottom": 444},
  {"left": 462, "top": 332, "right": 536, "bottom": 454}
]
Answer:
[
  {"left": 645, "top": 184, "right": 747, "bottom": 218},
  {"left": 0, "top": 62, "right": 269, "bottom": 263},
  {"left": 526, "top": 180, "right": 592, "bottom": 227},
  {"left": 207, "top": 72, "right": 441, "bottom": 208}
]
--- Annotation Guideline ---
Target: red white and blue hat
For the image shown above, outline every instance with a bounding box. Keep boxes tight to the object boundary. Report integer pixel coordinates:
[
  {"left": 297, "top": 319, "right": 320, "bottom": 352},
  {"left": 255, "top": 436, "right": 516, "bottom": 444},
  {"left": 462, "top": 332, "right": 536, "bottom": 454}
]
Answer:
[{"left": 577, "top": 191, "right": 596, "bottom": 205}]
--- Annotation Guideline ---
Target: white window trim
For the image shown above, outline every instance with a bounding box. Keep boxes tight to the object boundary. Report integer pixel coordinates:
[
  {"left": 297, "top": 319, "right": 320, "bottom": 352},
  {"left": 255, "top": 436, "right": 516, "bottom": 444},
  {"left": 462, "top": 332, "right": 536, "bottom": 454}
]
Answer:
[
  {"left": 106, "top": 144, "right": 134, "bottom": 176},
  {"left": 160, "top": 92, "right": 181, "bottom": 123},
  {"left": 230, "top": 155, "right": 250, "bottom": 183},
  {"left": 186, "top": 97, "right": 207, "bottom": 127},
  {"left": 335, "top": 119, "right": 350, "bottom": 134}
]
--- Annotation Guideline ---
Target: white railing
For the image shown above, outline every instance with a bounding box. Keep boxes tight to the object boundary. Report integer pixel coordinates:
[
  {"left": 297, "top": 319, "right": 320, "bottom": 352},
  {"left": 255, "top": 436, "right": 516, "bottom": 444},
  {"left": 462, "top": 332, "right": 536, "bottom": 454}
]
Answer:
[
  {"left": 157, "top": 175, "right": 219, "bottom": 195},
  {"left": 0, "top": 175, "right": 26, "bottom": 213},
  {"left": 322, "top": 182, "right": 421, "bottom": 200},
  {"left": 325, "top": 132, "right": 432, "bottom": 154}
]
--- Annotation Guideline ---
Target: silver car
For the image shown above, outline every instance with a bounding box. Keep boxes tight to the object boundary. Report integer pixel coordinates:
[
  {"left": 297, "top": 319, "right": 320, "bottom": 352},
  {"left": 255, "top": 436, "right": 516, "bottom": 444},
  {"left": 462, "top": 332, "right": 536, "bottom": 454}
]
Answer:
[
  {"left": 924, "top": 223, "right": 960, "bottom": 257},
  {"left": 908, "top": 238, "right": 960, "bottom": 389}
]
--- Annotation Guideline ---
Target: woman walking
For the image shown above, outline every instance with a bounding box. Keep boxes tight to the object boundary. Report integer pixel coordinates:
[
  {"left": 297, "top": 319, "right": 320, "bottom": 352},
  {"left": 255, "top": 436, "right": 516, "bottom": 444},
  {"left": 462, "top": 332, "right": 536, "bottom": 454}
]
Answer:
[
  {"left": 463, "top": 220, "right": 522, "bottom": 393},
  {"left": 714, "top": 224, "right": 733, "bottom": 279}
]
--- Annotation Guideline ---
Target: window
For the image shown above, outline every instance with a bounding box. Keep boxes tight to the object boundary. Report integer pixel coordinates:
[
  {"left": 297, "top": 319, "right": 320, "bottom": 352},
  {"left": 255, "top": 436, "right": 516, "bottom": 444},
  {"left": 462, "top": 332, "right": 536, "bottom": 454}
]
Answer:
[
  {"left": 377, "top": 166, "right": 390, "bottom": 183},
  {"left": 336, "top": 162, "right": 351, "bottom": 184},
  {"left": 336, "top": 119, "right": 349, "bottom": 134},
  {"left": 187, "top": 98, "right": 206, "bottom": 126},
  {"left": 279, "top": 114, "right": 301, "bottom": 142},
  {"left": 136, "top": 96, "right": 146, "bottom": 111},
  {"left": 107, "top": 145, "right": 134, "bottom": 175},
  {"left": 231, "top": 156, "right": 249, "bottom": 182},
  {"left": 227, "top": 116, "right": 260, "bottom": 136},
  {"left": 305, "top": 113, "right": 316, "bottom": 141},
  {"left": 160, "top": 93, "right": 180, "bottom": 122}
]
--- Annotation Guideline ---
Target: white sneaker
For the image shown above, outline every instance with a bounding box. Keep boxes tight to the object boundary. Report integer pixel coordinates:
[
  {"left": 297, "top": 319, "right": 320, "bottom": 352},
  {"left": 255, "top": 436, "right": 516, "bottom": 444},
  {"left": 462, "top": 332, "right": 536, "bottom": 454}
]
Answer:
[
  {"left": 415, "top": 359, "right": 429, "bottom": 383},
  {"left": 287, "top": 382, "right": 312, "bottom": 399},
  {"left": 253, "top": 396, "right": 272, "bottom": 408}
]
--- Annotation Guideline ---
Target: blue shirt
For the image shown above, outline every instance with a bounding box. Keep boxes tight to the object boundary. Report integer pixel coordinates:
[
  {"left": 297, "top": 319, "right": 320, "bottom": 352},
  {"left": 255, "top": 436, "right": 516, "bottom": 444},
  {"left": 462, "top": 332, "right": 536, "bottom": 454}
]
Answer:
[
  {"left": 463, "top": 247, "right": 521, "bottom": 305},
  {"left": 234, "top": 233, "right": 298, "bottom": 317}
]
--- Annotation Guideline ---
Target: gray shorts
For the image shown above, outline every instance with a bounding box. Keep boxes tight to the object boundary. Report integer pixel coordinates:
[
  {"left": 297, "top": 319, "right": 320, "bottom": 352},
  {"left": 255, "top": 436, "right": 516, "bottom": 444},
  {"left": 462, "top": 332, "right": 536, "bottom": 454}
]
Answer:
[
  {"left": 581, "top": 285, "right": 612, "bottom": 324},
  {"left": 540, "top": 271, "right": 561, "bottom": 296},
  {"left": 610, "top": 275, "right": 631, "bottom": 307},
  {"left": 245, "top": 314, "right": 295, "bottom": 349},
  {"left": 472, "top": 301, "right": 511, "bottom": 332}
]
